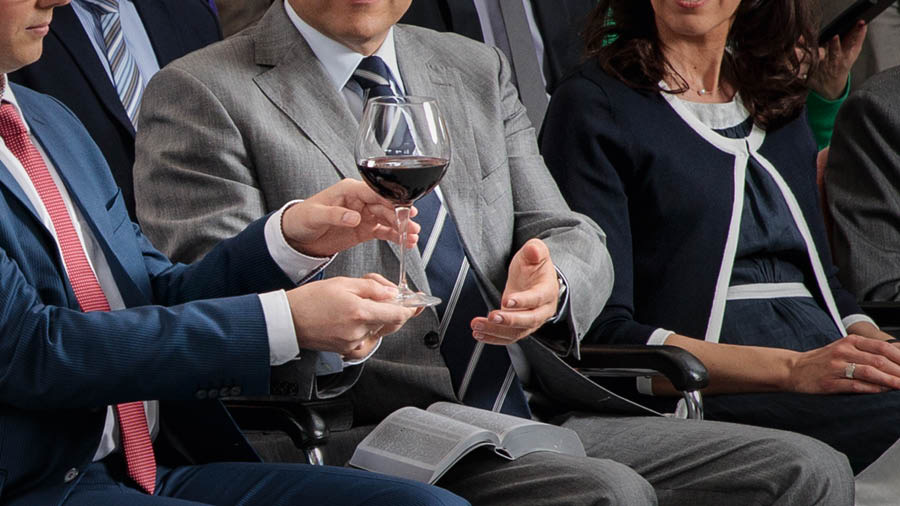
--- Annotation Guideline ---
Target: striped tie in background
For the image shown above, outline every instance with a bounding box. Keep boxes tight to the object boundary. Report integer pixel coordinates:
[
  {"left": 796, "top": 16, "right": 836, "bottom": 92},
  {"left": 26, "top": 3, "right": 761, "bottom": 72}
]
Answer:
[{"left": 82, "top": 0, "right": 145, "bottom": 127}]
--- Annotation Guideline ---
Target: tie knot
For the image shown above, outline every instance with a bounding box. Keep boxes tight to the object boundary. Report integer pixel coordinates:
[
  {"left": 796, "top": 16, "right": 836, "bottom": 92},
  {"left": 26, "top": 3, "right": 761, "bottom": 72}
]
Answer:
[
  {"left": 353, "top": 56, "right": 398, "bottom": 94},
  {"left": 81, "top": 0, "right": 118, "bottom": 15},
  {"left": 0, "top": 102, "right": 28, "bottom": 141}
]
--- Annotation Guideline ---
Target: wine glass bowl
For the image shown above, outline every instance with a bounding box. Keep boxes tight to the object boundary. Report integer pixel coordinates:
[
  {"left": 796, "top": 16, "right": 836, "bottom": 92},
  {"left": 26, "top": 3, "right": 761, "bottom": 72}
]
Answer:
[{"left": 356, "top": 96, "right": 451, "bottom": 307}]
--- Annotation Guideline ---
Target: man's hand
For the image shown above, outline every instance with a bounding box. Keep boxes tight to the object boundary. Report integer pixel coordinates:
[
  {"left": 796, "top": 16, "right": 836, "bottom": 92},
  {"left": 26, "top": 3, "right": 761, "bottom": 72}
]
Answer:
[
  {"left": 470, "top": 238, "right": 559, "bottom": 345},
  {"left": 808, "top": 21, "right": 867, "bottom": 100},
  {"left": 287, "top": 274, "right": 418, "bottom": 361},
  {"left": 281, "top": 179, "right": 419, "bottom": 257}
]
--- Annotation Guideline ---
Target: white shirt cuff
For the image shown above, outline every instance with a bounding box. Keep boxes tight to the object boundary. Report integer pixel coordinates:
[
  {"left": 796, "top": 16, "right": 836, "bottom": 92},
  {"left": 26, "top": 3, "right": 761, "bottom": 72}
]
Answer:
[
  {"left": 259, "top": 290, "right": 300, "bottom": 366},
  {"left": 259, "top": 290, "right": 384, "bottom": 367},
  {"left": 264, "top": 200, "right": 334, "bottom": 284},
  {"left": 646, "top": 328, "right": 674, "bottom": 346},
  {"left": 843, "top": 314, "right": 879, "bottom": 331},
  {"left": 636, "top": 328, "right": 675, "bottom": 395}
]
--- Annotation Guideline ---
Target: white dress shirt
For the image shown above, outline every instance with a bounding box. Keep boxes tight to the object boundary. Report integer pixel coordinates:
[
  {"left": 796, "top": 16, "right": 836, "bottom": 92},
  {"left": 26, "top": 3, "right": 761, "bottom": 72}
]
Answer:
[
  {"left": 284, "top": 0, "right": 405, "bottom": 119},
  {"left": 70, "top": 0, "right": 161, "bottom": 92},
  {"left": 0, "top": 79, "right": 330, "bottom": 461}
]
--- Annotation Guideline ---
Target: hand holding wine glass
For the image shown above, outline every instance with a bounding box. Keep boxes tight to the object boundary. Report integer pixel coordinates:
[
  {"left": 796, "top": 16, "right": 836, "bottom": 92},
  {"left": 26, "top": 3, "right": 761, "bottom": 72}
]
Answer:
[
  {"left": 356, "top": 96, "right": 450, "bottom": 307},
  {"left": 280, "top": 178, "right": 420, "bottom": 258}
]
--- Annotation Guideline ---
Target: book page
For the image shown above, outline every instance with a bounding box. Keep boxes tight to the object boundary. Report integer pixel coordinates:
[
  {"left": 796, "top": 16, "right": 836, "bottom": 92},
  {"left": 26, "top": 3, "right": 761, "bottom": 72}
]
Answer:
[
  {"left": 428, "top": 401, "right": 538, "bottom": 438},
  {"left": 349, "top": 406, "right": 498, "bottom": 483},
  {"left": 427, "top": 402, "right": 586, "bottom": 460}
]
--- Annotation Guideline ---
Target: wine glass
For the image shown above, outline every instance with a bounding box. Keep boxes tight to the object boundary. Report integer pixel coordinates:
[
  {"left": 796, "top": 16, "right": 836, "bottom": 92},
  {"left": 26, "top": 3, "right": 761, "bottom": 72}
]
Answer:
[{"left": 356, "top": 96, "right": 451, "bottom": 307}]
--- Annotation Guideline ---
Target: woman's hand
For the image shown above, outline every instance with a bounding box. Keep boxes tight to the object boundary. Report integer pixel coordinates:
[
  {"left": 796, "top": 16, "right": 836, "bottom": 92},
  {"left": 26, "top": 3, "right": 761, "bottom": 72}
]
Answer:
[
  {"left": 788, "top": 334, "right": 900, "bottom": 394},
  {"left": 807, "top": 21, "right": 868, "bottom": 100}
]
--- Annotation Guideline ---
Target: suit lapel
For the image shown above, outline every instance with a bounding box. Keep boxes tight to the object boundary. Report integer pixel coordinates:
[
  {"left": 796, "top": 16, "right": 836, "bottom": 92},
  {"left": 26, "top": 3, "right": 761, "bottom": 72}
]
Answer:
[
  {"left": 49, "top": 5, "right": 135, "bottom": 136},
  {"left": 22, "top": 102, "right": 149, "bottom": 305},
  {"left": 251, "top": 6, "right": 359, "bottom": 180},
  {"left": 0, "top": 159, "right": 42, "bottom": 226},
  {"left": 395, "top": 27, "right": 485, "bottom": 289}
]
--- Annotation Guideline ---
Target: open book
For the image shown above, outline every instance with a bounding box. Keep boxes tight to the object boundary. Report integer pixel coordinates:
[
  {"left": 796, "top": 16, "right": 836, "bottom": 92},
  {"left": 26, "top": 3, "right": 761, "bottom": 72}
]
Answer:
[{"left": 348, "top": 402, "right": 585, "bottom": 484}]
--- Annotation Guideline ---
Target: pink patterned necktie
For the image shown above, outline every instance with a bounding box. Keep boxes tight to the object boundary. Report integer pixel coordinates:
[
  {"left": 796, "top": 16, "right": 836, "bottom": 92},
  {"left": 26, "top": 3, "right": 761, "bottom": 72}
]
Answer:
[{"left": 0, "top": 101, "right": 156, "bottom": 494}]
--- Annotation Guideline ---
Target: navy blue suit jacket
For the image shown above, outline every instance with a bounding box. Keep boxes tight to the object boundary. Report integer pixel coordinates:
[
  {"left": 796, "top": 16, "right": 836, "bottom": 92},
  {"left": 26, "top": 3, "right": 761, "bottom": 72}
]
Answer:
[
  {"left": 0, "top": 85, "right": 292, "bottom": 505},
  {"left": 8, "top": 0, "right": 222, "bottom": 219}
]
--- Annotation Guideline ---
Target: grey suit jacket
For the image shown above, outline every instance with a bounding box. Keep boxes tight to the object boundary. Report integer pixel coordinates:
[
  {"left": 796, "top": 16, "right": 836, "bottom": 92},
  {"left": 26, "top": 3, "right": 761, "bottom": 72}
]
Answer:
[
  {"left": 826, "top": 66, "right": 900, "bottom": 300},
  {"left": 134, "top": 2, "right": 613, "bottom": 427}
]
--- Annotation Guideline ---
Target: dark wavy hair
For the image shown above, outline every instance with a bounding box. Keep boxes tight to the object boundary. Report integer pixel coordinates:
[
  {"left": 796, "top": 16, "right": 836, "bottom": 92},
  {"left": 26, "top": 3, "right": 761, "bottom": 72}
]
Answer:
[{"left": 584, "top": 0, "right": 819, "bottom": 130}]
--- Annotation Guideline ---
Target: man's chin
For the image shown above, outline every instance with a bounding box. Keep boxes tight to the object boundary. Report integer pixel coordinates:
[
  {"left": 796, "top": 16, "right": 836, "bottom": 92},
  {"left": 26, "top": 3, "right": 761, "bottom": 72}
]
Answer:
[{"left": 14, "top": 44, "right": 45, "bottom": 72}]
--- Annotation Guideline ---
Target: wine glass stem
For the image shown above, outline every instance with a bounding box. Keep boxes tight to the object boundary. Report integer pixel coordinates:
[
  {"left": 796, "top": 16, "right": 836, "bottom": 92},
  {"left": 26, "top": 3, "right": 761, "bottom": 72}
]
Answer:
[{"left": 395, "top": 205, "right": 412, "bottom": 294}]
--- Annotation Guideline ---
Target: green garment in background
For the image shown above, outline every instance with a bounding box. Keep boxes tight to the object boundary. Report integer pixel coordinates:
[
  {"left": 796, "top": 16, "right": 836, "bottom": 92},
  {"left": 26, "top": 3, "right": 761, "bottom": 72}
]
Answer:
[{"left": 807, "top": 77, "right": 851, "bottom": 150}]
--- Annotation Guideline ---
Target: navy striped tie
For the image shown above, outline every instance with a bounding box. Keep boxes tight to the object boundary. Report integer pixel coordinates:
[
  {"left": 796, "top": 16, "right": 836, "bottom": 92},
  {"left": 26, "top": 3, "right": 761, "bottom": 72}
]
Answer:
[
  {"left": 82, "top": 0, "right": 144, "bottom": 127},
  {"left": 352, "top": 56, "right": 415, "bottom": 156},
  {"left": 416, "top": 192, "right": 531, "bottom": 417},
  {"left": 352, "top": 56, "right": 399, "bottom": 98}
]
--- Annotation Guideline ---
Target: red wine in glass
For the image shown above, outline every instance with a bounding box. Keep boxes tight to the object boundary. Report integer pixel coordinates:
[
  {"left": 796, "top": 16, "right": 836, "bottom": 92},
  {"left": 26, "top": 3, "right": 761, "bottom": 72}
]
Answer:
[
  {"left": 358, "top": 156, "right": 449, "bottom": 206},
  {"left": 356, "top": 96, "right": 450, "bottom": 307}
]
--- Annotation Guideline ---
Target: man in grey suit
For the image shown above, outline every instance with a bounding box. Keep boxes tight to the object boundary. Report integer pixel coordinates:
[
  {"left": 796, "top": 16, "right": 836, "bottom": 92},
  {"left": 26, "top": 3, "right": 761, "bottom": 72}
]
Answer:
[
  {"left": 826, "top": 66, "right": 900, "bottom": 300},
  {"left": 132, "top": 0, "right": 854, "bottom": 504}
]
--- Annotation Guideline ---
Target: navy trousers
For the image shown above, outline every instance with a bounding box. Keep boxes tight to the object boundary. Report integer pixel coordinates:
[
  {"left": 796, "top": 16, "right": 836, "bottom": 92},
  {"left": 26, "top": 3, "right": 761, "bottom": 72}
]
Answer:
[{"left": 63, "top": 458, "right": 468, "bottom": 506}]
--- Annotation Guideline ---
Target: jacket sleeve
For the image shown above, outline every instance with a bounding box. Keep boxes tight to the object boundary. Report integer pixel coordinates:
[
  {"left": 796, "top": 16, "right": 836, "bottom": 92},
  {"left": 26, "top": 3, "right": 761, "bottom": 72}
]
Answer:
[
  {"left": 490, "top": 46, "right": 613, "bottom": 352},
  {"left": 0, "top": 242, "right": 272, "bottom": 410},
  {"left": 542, "top": 75, "right": 666, "bottom": 346},
  {"left": 827, "top": 83, "right": 900, "bottom": 303}
]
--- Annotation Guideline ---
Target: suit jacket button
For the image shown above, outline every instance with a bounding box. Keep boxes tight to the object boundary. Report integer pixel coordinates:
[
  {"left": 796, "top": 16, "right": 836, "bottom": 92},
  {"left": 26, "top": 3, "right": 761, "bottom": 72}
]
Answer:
[
  {"left": 195, "top": 390, "right": 207, "bottom": 400},
  {"left": 64, "top": 468, "right": 79, "bottom": 483},
  {"left": 230, "top": 386, "right": 242, "bottom": 396},
  {"left": 219, "top": 387, "right": 231, "bottom": 398},
  {"left": 423, "top": 331, "right": 440, "bottom": 349},
  {"left": 208, "top": 388, "right": 219, "bottom": 399}
]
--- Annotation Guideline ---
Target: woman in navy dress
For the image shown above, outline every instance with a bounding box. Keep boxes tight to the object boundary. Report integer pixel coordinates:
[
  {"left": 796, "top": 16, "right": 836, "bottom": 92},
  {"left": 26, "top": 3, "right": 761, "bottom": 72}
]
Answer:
[{"left": 542, "top": 0, "right": 900, "bottom": 473}]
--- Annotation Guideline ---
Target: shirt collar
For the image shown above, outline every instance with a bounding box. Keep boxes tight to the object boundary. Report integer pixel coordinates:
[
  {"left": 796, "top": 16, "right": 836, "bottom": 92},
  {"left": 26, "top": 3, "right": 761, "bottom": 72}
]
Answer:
[
  {"left": 282, "top": 0, "right": 404, "bottom": 94},
  {"left": 0, "top": 75, "right": 30, "bottom": 136}
]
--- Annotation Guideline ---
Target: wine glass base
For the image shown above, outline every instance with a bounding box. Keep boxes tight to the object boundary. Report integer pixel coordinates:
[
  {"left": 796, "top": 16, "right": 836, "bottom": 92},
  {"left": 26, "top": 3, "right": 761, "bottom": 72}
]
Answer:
[{"left": 395, "top": 291, "right": 442, "bottom": 308}]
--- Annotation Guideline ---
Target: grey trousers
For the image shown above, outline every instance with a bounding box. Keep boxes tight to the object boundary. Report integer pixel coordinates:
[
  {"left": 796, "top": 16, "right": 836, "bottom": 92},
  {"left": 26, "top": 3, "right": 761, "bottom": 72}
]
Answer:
[{"left": 435, "top": 414, "right": 854, "bottom": 506}]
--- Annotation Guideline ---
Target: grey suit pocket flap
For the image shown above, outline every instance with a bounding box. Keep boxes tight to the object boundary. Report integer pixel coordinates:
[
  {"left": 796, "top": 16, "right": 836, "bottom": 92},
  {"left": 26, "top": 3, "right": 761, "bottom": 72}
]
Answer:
[{"left": 481, "top": 162, "right": 510, "bottom": 205}]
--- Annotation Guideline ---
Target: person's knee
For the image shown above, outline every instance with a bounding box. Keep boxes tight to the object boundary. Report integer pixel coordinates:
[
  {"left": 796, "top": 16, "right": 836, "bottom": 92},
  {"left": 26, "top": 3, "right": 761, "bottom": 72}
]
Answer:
[
  {"left": 365, "top": 482, "right": 470, "bottom": 506},
  {"left": 758, "top": 432, "right": 853, "bottom": 506},
  {"left": 562, "top": 459, "right": 656, "bottom": 506},
  {"left": 588, "top": 460, "right": 657, "bottom": 506}
]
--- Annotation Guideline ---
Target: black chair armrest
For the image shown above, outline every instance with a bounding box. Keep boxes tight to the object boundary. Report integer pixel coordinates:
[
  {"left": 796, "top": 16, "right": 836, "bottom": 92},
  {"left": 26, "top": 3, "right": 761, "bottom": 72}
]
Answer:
[
  {"left": 570, "top": 344, "right": 709, "bottom": 392},
  {"left": 860, "top": 302, "right": 900, "bottom": 335},
  {"left": 225, "top": 399, "right": 329, "bottom": 465}
]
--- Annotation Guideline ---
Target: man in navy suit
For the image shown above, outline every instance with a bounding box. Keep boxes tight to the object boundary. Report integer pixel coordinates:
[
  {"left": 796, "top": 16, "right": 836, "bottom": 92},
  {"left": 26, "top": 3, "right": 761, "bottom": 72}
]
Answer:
[
  {"left": 0, "top": 1, "right": 470, "bottom": 505},
  {"left": 8, "top": 0, "right": 222, "bottom": 218}
]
